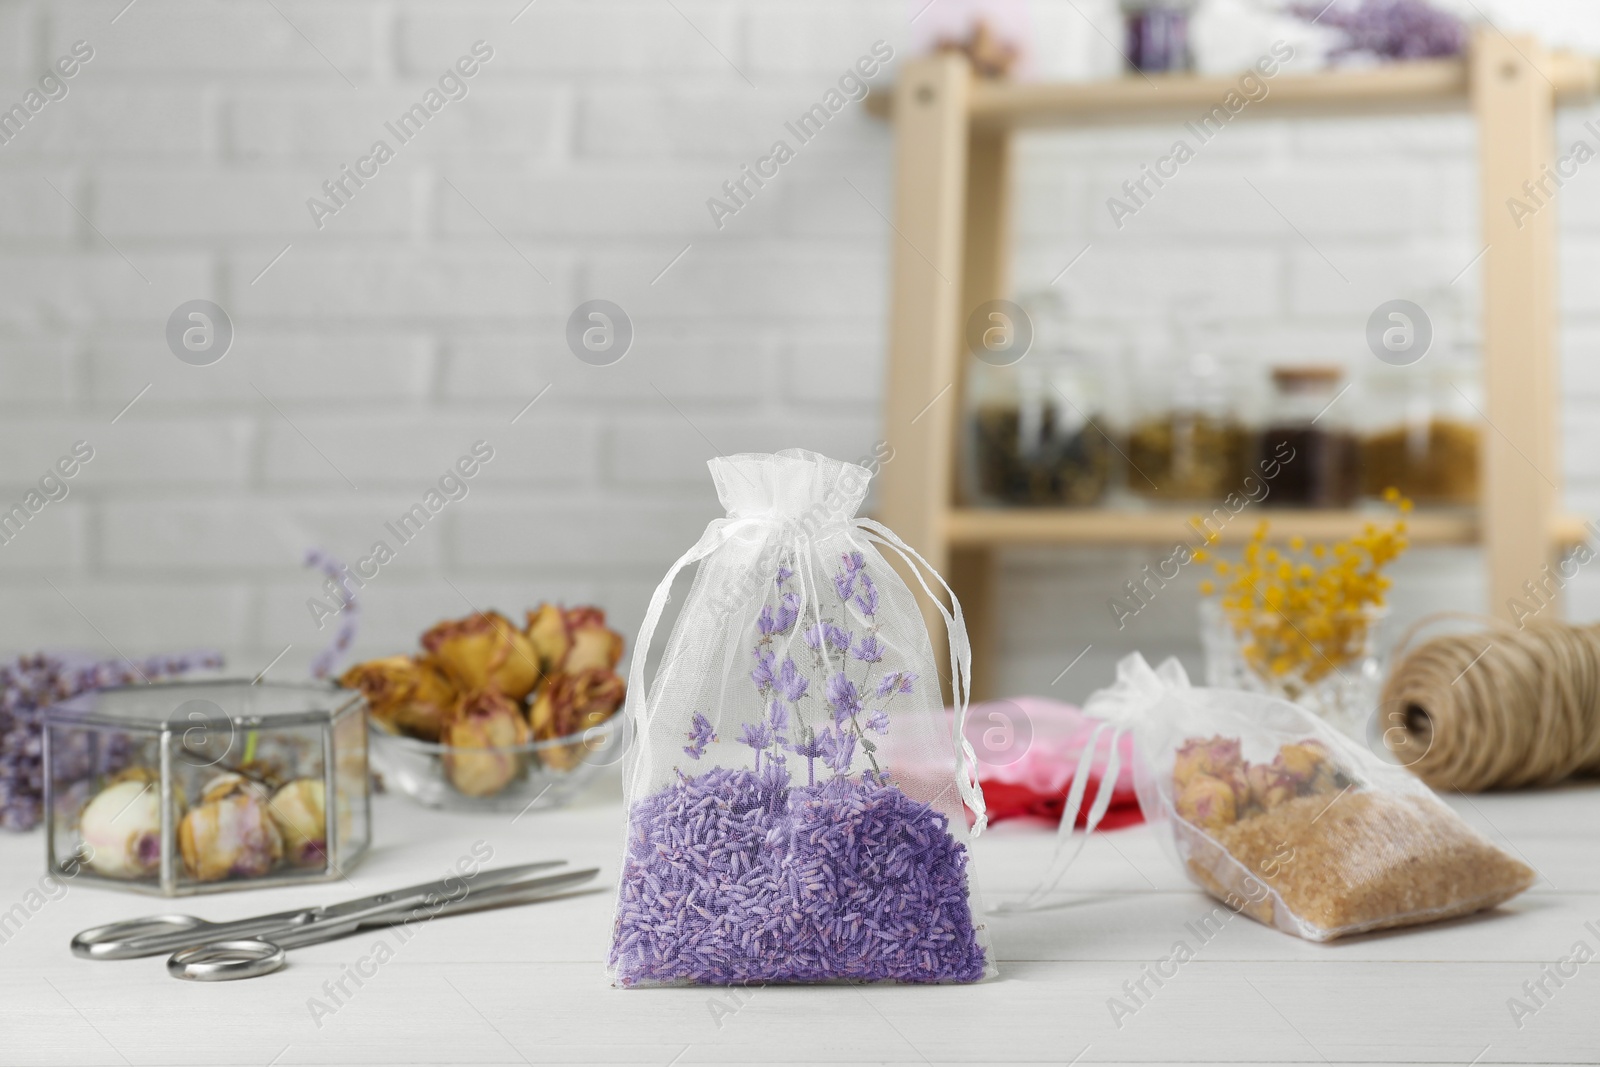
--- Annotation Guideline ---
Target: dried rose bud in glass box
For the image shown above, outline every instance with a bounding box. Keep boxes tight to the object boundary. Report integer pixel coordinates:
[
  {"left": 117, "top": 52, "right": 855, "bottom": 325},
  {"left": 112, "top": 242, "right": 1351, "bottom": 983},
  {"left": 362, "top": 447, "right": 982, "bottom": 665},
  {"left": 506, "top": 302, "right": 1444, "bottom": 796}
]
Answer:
[{"left": 44, "top": 680, "right": 369, "bottom": 896}]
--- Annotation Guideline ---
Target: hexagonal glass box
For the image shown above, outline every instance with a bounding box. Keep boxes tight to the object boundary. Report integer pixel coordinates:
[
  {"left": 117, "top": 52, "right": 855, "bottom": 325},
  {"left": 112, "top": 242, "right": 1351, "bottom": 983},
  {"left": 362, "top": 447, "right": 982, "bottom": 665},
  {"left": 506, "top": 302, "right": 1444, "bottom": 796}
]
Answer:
[{"left": 44, "top": 680, "right": 369, "bottom": 895}]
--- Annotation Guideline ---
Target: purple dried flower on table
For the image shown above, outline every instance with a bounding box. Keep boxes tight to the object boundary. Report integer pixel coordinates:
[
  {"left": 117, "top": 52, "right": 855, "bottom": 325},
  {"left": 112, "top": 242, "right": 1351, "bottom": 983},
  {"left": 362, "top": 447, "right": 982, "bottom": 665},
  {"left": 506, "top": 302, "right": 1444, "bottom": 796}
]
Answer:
[
  {"left": 851, "top": 634, "right": 884, "bottom": 664},
  {"left": 0, "top": 649, "right": 223, "bottom": 831},
  {"left": 825, "top": 672, "right": 861, "bottom": 724},
  {"left": 853, "top": 573, "right": 879, "bottom": 617},
  {"left": 776, "top": 657, "right": 808, "bottom": 703},
  {"left": 876, "top": 671, "right": 916, "bottom": 698},
  {"left": 684, "top": 712, "right": 716, "bottom": 760},
  {"left": 750, "top": 649, "right": 776, "bottom": 692}
]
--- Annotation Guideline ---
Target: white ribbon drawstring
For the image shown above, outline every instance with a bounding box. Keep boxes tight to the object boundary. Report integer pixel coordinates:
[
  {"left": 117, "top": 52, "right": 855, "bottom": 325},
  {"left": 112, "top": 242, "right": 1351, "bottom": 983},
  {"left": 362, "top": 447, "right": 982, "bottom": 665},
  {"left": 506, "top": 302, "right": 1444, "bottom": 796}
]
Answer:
[
  {"left": 626, "top": 516, "right": 762, "bottom": 790},
  {"left": 855, "top": 518, "right": 986, "bottom": 837},
  {"left": 997, "top": 652, "right": 1185, "bottom": 912}
]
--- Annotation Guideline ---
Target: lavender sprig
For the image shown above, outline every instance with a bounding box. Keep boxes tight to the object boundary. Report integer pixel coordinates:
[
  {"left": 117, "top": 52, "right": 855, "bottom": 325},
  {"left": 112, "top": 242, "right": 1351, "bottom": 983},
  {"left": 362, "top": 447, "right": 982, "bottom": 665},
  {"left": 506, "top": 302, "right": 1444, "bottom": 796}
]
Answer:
[
  {"left": 305, "top": 548, "right": 360, "bottom": 678},
  {"left": 0, "top": 649, "right": 223, "bottom": 831}
]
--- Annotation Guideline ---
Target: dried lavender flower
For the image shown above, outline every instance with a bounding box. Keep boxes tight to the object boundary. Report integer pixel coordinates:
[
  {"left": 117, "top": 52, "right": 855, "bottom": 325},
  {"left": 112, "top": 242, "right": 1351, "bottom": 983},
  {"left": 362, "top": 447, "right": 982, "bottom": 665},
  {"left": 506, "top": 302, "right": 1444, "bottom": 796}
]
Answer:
[
  {"left": 611, "top": 550, "right": 984, "bottom": 986},
  {"left": 609, "top": 769, "right": 985, "bottom": 986},
  {"left": 1291, "top": 0, "right": 1467, "bottom": 60},
  {"left": 0, "top": 649, "right": 222, "bottom": 832},
  {"left": 684, "top": 712, "right": 716, "bottom": 761},
  {"left": 305, "top": 548, "right": 361, "bottom": 678},
  {"left": 776, "top": 657, "right": 808, "bottom": 703}
]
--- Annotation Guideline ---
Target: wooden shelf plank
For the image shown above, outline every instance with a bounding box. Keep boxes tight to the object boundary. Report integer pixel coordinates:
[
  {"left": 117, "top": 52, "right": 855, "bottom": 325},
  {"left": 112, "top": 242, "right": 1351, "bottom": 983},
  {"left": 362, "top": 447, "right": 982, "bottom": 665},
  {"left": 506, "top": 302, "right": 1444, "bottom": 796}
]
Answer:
[
  {"left": 945, "top": 508, "right": 1593, "bottom": 548},
  {"left": 865, "top": 52, "right": 1597, "bottom": 129}
]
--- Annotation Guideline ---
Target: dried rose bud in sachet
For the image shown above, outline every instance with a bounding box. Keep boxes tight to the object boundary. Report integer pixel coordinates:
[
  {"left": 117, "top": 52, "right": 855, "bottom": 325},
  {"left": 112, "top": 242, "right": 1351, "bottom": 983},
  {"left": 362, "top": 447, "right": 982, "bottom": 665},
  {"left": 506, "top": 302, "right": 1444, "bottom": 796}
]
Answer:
[
  {"left": 607, "top": 449, "right": 994, "bottom": 986},
  {"left": 1040, "top": 654, "right": 1536, "bottom": 942}
]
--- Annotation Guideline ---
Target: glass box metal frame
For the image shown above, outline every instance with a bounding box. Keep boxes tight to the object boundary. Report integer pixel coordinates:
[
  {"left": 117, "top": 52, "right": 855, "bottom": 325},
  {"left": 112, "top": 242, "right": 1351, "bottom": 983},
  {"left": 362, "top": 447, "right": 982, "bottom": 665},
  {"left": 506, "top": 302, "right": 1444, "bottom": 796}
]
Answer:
[{"left": 43, "top": 679, "right": 370, "bottom": 896}]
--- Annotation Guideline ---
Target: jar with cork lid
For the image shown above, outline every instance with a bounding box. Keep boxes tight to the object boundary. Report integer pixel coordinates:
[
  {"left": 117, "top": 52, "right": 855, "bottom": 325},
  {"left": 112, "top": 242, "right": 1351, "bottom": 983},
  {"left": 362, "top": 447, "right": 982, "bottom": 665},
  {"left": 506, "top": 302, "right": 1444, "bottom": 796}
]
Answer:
[{"left": 1258, "top": 366, "right": 1360, "bottom": 508}]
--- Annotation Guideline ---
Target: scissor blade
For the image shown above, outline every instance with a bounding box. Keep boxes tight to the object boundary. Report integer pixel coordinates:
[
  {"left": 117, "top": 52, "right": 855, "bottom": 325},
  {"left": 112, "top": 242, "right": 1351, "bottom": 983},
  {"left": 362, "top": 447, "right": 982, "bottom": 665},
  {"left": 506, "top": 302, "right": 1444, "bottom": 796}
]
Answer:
[
  {"left": 358, "top": 867, "right": 601, "bottom": 929},
  {"left": 312, "top": 860, "right": 567, "bottom": 923}
]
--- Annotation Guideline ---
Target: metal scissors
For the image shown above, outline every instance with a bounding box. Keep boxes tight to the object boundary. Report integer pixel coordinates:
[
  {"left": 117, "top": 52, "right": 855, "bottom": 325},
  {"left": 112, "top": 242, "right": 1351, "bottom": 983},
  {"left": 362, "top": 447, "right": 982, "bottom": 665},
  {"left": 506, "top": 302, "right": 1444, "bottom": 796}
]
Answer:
[{"left": 70, "top": 860, "right": 598, "bottom": 981}]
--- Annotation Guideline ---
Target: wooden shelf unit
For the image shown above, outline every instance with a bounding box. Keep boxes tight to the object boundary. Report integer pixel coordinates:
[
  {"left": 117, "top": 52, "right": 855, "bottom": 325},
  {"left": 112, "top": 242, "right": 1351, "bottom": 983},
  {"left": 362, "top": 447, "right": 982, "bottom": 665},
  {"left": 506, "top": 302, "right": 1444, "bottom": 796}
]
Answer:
[{"left": 874, "top": 31, "right": 1598, "bottom": 701}]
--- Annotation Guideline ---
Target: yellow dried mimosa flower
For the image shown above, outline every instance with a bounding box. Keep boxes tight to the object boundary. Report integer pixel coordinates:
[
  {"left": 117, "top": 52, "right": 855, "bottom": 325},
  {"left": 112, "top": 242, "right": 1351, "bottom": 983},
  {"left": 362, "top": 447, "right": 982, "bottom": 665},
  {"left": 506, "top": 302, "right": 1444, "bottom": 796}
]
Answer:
[{"left": 1202, "top": 496, "right": 1411, "bottom": 694}]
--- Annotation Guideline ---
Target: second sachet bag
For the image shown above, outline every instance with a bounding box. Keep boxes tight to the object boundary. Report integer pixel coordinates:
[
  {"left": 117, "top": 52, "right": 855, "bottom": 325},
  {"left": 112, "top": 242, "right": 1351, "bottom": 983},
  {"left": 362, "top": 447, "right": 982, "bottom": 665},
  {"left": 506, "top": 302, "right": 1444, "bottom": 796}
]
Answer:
[
  {"left": 1019, "top": 653, "right": 1535, "bottom": 941},
  {"left": 607, "top": 449, "right": 994, "bottom": 986}
]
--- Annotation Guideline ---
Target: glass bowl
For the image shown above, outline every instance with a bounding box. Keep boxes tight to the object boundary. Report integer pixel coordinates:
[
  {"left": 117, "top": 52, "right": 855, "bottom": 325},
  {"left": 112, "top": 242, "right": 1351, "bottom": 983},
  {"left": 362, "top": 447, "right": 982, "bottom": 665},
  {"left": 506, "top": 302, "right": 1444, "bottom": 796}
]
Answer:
[{"left": 368, "top": 715, "right": 627, "bottom": 813}]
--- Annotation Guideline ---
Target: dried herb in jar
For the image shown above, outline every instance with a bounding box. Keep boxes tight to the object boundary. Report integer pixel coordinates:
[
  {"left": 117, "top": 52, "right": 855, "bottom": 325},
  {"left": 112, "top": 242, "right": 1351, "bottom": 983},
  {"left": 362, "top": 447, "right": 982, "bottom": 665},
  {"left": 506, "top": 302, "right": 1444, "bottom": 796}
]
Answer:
[
  {"left": 971, "top": 404, "right": 1112, "bottom": 507},
  {"left": 1126, "top": 414, "right": 1254, "bottom": 501},
  {"left": 1360, "top": 419, "right": 1479, "bottom": 505}
]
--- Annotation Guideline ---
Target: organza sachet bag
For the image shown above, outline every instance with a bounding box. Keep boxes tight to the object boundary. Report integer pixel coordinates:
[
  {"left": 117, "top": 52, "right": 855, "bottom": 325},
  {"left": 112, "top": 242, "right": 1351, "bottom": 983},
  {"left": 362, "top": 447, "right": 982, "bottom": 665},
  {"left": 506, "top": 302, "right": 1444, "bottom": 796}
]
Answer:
[
  {"left": 607, "top": 449, "right": 994, "bottom": 986},
  {"left": 1016, "top": 653, "right": 1534, "bottom": 941}
]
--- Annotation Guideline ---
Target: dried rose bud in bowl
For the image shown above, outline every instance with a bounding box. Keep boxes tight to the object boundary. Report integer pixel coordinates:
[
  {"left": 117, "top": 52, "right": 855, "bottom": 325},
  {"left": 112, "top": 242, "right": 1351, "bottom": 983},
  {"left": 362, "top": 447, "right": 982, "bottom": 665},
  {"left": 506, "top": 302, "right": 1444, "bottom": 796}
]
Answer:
[
  {"left": 442, "top": 690, "right": 532, "bottom": 797},
  {"left": 340, "top": 655, "right": 458, "bottom": 741},
  {"left": 349, "top": 603, "right": 629, "bottom": 810},
  {"left": 422, "top": 611, "right": 540, "bottom": 701}
]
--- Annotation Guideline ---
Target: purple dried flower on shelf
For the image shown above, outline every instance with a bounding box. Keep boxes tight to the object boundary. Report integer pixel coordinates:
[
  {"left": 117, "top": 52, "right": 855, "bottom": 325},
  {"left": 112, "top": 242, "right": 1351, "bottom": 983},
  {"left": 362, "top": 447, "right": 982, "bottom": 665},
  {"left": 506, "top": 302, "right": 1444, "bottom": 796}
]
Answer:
[
  {"left": 876, "top": 671, "right": 916, "bottom": 698},
  {"left": 1290, "top": 0, "right": 1466, "bottom": 60},
  {"left": 853, "top": 573, "right": 879, "bottom": 617},
  {"left": 776, "top": 656, "right": 808, "bottom": 703},
  {"left": 825, "top": 673, "right": 862, "bottom": 724},
  {"left": 750, "top": 649, "right": 776, "bottom": 692},
  {"left": 851, "top": 634, "right": 884, "bottom": 664},
  {"left": 684, "top": 712, "right": 717, "bottom": 760}
]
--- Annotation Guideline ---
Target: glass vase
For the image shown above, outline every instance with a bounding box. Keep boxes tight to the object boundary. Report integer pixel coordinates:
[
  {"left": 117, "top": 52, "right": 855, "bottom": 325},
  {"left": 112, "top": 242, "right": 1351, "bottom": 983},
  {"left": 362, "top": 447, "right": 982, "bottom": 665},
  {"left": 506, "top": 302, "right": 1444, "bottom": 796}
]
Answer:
[{"left": 1199, "top": 599, "right": 1382, "bottom": 741}]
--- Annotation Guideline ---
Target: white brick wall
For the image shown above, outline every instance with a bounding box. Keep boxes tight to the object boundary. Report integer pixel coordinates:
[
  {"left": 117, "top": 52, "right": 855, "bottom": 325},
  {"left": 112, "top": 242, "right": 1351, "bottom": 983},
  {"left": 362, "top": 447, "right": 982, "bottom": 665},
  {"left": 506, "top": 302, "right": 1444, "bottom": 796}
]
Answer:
[{"left": 0, "top": 0, "right": 1596, "bottom": 706}]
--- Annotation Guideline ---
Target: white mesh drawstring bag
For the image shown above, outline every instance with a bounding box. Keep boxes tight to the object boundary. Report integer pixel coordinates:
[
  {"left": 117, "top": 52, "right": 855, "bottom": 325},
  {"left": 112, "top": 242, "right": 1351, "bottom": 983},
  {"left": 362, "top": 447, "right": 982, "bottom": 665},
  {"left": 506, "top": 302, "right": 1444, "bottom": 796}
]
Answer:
[
  {"left": 607, "top": 449, "right": 995, "bottom": 986},
  {"left": 1004, "top": 652, "right": 1536, "bottom": 940}
]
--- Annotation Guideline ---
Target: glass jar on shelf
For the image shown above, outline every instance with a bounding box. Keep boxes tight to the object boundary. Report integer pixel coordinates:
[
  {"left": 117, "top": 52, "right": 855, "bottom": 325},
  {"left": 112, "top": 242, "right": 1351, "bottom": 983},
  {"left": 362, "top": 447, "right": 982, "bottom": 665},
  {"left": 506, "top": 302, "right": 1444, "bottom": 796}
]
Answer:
[
  {"left": 1258, "top": 365, "right": 1360, "bottom": 508},
  {"left": 1120, "top": 0, "right": 1196, "bottom": 74},
  {"left": 1126, "top": 349, "right": 1254, "bottom": 502},
  {"left": 966, "top": 352, "right": 1114, "bottom": 508},
  {"left": 1358, "top": 363, "right": 1482, "bottom": 506}
]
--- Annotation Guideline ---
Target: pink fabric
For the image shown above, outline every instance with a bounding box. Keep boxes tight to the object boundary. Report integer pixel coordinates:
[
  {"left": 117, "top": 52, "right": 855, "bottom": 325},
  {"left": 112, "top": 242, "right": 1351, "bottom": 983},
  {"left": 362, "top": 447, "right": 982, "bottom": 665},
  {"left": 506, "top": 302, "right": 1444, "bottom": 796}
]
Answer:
[
  {"left": 950, "top": 697, "right": 1142, "bottom": 828},
  {"left": 958, "top": 695, "right": 1137, "bottom": 790}
]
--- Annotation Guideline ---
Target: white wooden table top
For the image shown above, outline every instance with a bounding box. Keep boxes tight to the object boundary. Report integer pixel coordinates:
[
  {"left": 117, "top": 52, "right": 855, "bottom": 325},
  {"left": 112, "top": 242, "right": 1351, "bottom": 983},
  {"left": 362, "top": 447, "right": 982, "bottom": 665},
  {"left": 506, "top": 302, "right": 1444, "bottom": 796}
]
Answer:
[{"left": 2, "top": 773, "right": 1597, "bottom": 1067}]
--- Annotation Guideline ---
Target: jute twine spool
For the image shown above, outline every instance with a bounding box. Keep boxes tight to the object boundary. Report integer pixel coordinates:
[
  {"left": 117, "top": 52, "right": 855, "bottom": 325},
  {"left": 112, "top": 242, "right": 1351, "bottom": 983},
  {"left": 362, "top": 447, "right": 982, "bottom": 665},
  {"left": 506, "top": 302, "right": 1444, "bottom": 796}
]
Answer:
[{"left": 1379, "top": 614, "right": 1600, "bottom": 792}]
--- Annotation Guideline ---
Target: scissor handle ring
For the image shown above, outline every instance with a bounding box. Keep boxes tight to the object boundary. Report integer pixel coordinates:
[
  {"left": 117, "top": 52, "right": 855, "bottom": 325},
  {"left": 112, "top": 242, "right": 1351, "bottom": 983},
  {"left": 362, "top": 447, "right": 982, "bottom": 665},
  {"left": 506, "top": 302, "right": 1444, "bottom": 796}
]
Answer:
[
  {"left": 167, "top": 939, "right": 287, "bottom": 981},
  {"left": 71, "top": 915, "right": 205, "bottom": 960}
]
